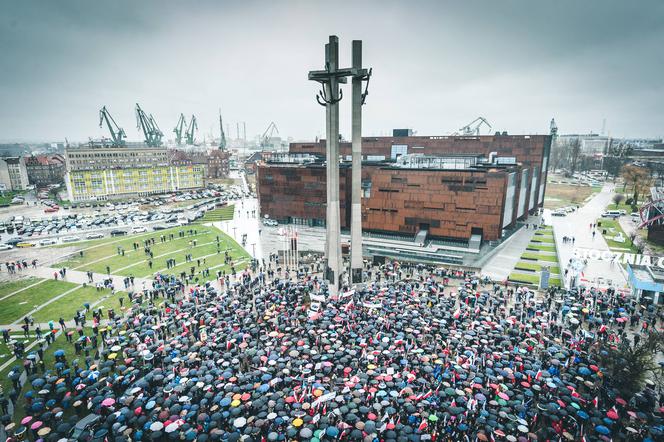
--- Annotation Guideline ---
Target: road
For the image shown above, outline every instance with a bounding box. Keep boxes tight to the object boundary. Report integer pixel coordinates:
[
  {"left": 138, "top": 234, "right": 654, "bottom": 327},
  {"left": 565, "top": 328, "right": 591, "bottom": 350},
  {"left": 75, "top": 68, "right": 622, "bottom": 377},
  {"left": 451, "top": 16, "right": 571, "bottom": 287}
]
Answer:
[{"left": 546, "top": 183, "right": 629, "bottom": 290}]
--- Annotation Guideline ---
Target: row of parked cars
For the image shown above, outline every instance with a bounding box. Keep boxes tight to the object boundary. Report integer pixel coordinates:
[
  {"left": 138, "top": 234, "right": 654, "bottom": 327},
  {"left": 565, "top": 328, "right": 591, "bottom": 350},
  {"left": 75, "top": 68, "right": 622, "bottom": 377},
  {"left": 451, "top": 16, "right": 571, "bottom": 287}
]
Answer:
[{"left": 0, "top": 198, "right": 234, "bottom": 249}]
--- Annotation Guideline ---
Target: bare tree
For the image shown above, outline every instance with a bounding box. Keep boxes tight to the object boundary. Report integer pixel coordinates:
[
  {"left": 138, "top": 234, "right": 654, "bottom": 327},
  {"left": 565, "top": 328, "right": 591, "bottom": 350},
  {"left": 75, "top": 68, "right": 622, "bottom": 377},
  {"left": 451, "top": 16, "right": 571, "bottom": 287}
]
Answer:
[
  {"left": 633, "top": 237, "right": 645, "bottom": 254},
  {"left": 612, "top": 193, "right": 625, "bottom": 206},
  {"left": 568, "top": 138, "right": 581, "bottom": 175},
  {"left": 549, "top": 140, "right": 567, "bottom": 172},
  {"left": 621, "top": 165, "right": 651, "bottom": 205}
]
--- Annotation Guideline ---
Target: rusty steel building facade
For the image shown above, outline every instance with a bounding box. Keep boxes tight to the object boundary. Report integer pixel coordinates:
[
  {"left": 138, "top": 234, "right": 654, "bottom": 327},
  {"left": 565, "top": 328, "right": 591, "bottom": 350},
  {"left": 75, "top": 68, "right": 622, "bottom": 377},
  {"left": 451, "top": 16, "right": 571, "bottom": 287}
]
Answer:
[{"left": 257, "top": 134, "right": 551, "bottom": 243}]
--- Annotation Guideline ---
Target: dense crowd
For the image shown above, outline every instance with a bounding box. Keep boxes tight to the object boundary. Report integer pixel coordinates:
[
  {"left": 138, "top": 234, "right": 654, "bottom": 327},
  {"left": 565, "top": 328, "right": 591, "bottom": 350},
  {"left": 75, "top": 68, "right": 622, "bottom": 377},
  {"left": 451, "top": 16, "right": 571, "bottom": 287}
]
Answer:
[{"left": 1, "top": 262, "right": 663, "bottom": 441}]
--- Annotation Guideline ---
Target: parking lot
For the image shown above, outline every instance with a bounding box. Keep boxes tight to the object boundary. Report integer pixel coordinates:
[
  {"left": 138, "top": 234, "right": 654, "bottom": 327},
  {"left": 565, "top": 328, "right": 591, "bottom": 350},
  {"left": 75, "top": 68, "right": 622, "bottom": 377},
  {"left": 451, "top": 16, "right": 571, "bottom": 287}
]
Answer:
[{"left": 0, "top": 183, "right": 251, "bottom": 250}]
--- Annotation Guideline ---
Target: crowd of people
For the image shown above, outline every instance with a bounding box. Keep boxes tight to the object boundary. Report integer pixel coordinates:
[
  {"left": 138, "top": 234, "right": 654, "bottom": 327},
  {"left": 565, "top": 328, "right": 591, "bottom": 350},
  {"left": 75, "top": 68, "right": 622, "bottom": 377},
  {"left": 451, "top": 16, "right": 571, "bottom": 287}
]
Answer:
[{"left": 0, "top": 261, "right": 662, "bottom": 441}]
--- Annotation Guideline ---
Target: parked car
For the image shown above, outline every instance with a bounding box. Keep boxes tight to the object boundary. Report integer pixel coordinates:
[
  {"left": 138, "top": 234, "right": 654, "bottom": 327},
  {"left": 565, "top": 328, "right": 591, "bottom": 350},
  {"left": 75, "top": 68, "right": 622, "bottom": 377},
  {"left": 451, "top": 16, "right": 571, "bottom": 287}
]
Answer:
[
  {"left": 110, "top": 229, "right": 127, "bottom": 236},
  {"left": 16, "top": 242, "right": 35, "bottom": 248},
  {"left": 132, "top": 226, "right": 147, "bottom": 233},
  {"left": 62, "top": 236, "right": 80, "bottom": 243},
  {"left": 86, "top": 232, "right": 105, "bottom": 239},
  {"left": 5, "top": 238, "right": 23, "bottom": 246},
  {"left": 263, "top": 218, "right": 278, "bottom": 226},
  {"left": 551, "top": 209, "right": 567, "bottom": 217},
  {"left": 39, "top": 238, "right": 58, "bottom": 246},
  {"left": 0, "top": 244, "right": 14, "bottom": 250}
]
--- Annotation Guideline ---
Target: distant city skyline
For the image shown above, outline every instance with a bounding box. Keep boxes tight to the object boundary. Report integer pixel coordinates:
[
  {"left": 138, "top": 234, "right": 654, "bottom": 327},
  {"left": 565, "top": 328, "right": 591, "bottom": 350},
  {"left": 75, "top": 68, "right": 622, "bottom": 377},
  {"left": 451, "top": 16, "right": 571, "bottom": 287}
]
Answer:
[{"left": 1, "top": 0, "right": 663, "bottom": 142}]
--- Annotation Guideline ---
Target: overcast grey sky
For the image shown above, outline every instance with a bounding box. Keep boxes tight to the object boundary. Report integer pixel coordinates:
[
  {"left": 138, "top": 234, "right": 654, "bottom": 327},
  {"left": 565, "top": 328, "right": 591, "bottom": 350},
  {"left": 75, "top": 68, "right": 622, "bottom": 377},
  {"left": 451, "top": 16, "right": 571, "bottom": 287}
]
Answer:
[{"left": 1, "top": 0, "right": 663, "bottom": 142}]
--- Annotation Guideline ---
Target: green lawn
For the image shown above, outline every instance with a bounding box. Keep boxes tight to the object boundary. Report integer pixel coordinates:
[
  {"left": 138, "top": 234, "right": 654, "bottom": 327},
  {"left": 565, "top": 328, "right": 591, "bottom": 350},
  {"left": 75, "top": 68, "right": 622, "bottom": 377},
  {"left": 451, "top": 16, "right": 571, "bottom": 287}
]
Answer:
[
  {"left": 508, "top": 272, "right": 539, "bottom": 285},
  {"left": 0, "top": 191, "right": 26, "bottom": 206},
  {"left": 198, "top": 205, "right": 235, "bottom": 223},
  {"left": 597, "top": 218, "right": 638, "bottom": 253},
  {"left": 514, "top": 227, "right": 563, "bottom": 286},
  {"left": 0, "top": 279, "right": 78, "bottom": 324},
  {"left": 58, "top": 226, "right": 219, "bottom": 269},
  {"left": 55, "top": 225, "right": 250, "bottom": 278},
  {"left": 606, "top": 201, "right": 635, "bottom": 212},
  {"left": 0, "top": 277, "right": 41, "bottom": 299},
  {"left": 514, "top": 262, "right": 561, "bottom": 274},
  {"left": 31, "top": 286, "right": 119, "bottom": 323},
  {"left": 531, "top": 237, "right": 555, "bottom": 244},
  {"left": 549, "top": 277, "right": 562, "bottom": 287},
  {"left": 526, "top": 244, "right": 556, "bottom": 252}
]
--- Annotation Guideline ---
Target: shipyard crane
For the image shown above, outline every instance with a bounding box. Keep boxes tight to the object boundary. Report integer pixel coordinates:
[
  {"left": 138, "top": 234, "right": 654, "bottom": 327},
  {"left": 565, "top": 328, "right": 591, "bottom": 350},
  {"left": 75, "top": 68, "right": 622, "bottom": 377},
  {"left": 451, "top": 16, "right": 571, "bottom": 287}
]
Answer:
[
  {"left": 260, "top": 121, "right": 279, "bottom": 148},
  {"left": 218, "top": 109, "right": 227, "bottom": 150},
  {"left": 173, "top": 113, "right": 187, "bottom": 146},
  {"left": 135, "top": 103, "right": 163, "bottom": 147},
  {"left": 99, "top": 106, "right": 127, "bottom": 146},
  {"left": 456, "top": 117, "right": 492, "bottom": 136},
  {"left": 185, "top": 114, "right": 198, "bottom": 145},
  {"left": 149, "top": 113, "right": 164, "bottom": 146}
]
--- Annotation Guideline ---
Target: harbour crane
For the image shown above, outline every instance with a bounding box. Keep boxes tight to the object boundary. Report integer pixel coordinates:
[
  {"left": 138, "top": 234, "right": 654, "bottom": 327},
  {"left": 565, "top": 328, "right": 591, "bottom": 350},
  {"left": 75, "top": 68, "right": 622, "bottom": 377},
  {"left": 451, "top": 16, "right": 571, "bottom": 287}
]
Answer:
[
  {"left": 260, "top": 121, "right": 279, "bottom": 148},
  {"left": 99, "top": 106, "right": 127, "bottom": 146},
  {"left": 455, "top": 117, "right": 492, "bottom": 136},
  {"left": 149, "top": 114, "right": 164, "bottom": 145},
  {"left": 218, "top": 109, "right": 227, "bottom": 150},
  {"left": 185, "top": 114, "right": 198, "bottom": 145},
  {"left": 173, "top": 113, "right": 187, "bottom": 146},
  {"left": 135, "top": 103, "right": 163, "bottom": 147}
]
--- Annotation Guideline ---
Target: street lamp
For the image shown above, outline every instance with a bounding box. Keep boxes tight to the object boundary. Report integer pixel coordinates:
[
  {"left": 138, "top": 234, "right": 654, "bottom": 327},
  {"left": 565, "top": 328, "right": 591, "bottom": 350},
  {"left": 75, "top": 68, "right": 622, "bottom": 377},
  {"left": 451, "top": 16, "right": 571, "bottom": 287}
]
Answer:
[{"left": 251, "top": 242, "right": 256, "bottom": 258}]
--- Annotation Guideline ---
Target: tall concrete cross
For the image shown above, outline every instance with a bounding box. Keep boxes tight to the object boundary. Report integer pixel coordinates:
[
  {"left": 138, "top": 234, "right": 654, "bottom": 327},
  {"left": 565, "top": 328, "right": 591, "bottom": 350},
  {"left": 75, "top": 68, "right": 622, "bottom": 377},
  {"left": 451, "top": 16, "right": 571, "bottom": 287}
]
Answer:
[
  {"left": 350, "top": 40, "right": 371, "bottom": 284},
  {"left": 309, "top": 35, "right": 370, "bottom": 295}
]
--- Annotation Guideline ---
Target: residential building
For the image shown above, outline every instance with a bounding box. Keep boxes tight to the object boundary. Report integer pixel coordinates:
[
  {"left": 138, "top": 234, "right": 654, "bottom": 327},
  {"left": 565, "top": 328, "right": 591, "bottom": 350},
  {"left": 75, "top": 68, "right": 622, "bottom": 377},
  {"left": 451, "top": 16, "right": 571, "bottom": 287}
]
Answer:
[
  {"left": 64, "top": 144, "right": 204, "bottom": 201},
  {"left": 25, "top": 154, "right": 66, "bottom": 186},
  {"left": 0, "top": 156, "right": 30, "bottom": 190}
]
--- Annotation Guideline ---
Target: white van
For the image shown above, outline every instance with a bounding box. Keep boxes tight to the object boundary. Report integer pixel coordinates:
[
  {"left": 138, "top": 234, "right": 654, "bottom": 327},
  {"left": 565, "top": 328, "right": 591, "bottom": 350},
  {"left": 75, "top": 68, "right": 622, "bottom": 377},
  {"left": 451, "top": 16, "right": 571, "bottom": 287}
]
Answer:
[{"left": 601, "top": 210, "right": 622, "bottom": 218}]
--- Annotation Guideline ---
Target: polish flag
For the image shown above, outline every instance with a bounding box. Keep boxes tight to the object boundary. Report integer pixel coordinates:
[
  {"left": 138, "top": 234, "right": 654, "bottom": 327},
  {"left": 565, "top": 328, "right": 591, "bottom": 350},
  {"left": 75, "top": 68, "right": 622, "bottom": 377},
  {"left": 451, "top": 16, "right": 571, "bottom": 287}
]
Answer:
[{"left": 453, "top": 308, "right": 461, "bottom": 319}]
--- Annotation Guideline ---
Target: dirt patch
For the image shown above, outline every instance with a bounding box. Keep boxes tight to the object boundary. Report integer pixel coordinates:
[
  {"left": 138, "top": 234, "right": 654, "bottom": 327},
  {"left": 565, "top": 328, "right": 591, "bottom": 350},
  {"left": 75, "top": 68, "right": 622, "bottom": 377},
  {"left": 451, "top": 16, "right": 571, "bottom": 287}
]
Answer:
[{"left": 544, "top": 183, "right": 598, "bottom": 209}]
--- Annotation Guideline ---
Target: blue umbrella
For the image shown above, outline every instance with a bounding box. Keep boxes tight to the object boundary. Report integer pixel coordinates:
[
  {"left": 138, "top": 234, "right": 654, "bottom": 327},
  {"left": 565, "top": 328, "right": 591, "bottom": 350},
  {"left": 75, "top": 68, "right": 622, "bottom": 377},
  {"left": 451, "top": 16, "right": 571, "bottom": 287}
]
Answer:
[
  {"left": 54, "top": 349, "right": 65, "bottom": 357},
  {"left": 577, "top": 410, "right": 589, "bottom": 420},
  {"left": 595, "top": 425, "right": 610, "bottom": 435},
  {"left": 578, "top": 367, "right": 591, "bottom": 376}
]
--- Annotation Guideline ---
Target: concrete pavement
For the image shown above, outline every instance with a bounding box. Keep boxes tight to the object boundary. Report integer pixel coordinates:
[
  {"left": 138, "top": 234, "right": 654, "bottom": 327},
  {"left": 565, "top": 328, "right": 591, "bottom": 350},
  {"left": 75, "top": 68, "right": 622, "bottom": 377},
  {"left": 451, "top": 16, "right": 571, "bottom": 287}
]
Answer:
[
  {"left": 481, "top": 223, "right": 537, "bottom": 281},
  {"left": 546, "top": 183, "right": 629, "bottom": 290}
]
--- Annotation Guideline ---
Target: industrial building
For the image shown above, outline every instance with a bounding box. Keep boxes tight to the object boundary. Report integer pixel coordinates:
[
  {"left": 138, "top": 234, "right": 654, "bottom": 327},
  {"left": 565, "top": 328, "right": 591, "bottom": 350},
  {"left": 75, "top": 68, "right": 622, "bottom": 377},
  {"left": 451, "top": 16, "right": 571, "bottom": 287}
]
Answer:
[
  {"left": 64, "top": 144, "right": 204, "bottom": 201},
  {"left": 0, "top": 156, "right": 30, "bottom": 191},
  {"left": 257, "top": 132, "right": 551, "bottom": 263}
]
